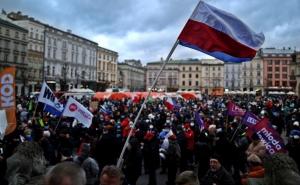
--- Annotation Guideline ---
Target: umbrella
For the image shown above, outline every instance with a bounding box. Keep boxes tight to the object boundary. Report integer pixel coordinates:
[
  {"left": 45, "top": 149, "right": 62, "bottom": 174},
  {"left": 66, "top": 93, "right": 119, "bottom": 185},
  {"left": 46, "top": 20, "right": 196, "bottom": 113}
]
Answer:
[
  {"left": 181, "top": 92, "right": 197, "bottom": 100},
  {"left": 109, "top": 92, "right": 130, "bottom": 100}
]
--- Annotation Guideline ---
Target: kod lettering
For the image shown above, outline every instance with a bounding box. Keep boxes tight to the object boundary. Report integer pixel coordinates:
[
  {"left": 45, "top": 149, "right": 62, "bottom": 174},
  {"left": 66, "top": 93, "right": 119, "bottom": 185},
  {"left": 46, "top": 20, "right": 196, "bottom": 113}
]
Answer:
[{"left": 0, "top": 74, "right": 14, "bottom": 107}]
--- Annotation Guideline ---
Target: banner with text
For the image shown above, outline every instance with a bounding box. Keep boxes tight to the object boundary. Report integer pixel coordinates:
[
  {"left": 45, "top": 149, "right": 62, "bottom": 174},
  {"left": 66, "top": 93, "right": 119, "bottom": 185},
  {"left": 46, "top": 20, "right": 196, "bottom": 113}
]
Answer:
[
  {"left": 252, "top": 118, "right": 286, "bottom": 154},
  {"left": 227, "top": 101, "right": 246, "bottom": 117},
  {"left": 0, "top": 67, "right": 16, "bottom": 135}
]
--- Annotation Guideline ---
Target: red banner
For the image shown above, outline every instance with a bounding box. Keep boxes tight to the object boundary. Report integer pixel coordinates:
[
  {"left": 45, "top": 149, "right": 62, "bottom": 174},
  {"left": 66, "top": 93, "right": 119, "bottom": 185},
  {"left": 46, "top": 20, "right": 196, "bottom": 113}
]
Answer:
[{"left": 0, "top": 67, "right": 16, "bottom": 135}]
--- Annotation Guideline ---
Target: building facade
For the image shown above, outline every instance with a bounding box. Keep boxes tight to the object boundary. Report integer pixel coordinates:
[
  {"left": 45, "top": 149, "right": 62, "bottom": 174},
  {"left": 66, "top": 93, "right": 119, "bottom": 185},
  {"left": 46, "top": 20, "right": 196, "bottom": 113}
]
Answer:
[
  {"left": 291, "top": 52, "right": 300, "bottom": 96},
  {"left": 224, "top": 56, "right": 264, "bottom": 91},
  {"left": 97, "top": 46, "right": 118, "bottom": 91},
  {"left": 200, "top": 59, "right": 224, "bottom": 94},
  {"left": 178, "top": 60, "right": 202, "bottom": 91},
  {"left": 259, "top": 48, "right": 295, "bottom": 93},
  {"left": 118, "top": 60, "right": 146, "bottom": 91},
  {"left": 44, "top": 26, "right": 97, "bottom": 91},
  {"left": 0, "top": 17, "right": 28, "bottom": 95},
  {"left": 8, "top": 12, "right": 45, "bottom": 92},
  {"left": 146, "top": 60, "right": 179, "bottom": 92}
]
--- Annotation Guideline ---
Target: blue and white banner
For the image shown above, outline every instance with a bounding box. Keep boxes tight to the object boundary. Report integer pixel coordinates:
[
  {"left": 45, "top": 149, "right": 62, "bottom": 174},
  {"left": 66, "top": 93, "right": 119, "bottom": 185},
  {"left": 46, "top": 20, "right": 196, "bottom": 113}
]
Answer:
[{"left": 38, "top": 82, "right": 64, "bottom": 116}]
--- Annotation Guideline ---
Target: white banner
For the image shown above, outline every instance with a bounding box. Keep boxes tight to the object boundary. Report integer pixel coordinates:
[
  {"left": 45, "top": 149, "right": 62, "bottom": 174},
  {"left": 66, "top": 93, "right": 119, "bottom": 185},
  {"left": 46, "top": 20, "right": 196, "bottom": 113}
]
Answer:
[
  {"left": 0, "top": 110, "right": 8, "bottom": 139},
  {"left": 38, "top": 82, "right": 64, "bottom": 113},
  {"left": 62, "top": 97, "right": 93, "bottom": 128}
]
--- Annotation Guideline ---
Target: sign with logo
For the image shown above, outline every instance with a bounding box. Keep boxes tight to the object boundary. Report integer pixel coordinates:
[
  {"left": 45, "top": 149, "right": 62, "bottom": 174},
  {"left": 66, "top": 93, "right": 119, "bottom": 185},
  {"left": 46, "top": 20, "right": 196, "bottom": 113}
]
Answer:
[
  {"left": 62, "top": 97, "right": 93, "bottom": 128},
  {"left": 0, "top": 67, "right": 16, "bottom": 135}
]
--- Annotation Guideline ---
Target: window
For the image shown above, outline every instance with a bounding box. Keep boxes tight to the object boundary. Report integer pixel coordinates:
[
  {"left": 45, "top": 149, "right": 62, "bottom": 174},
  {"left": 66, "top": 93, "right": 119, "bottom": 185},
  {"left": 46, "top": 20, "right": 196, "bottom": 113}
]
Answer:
[
  {"left": 267, "top": 81, "right": 272, "bottom": 86},
  {"left": 182, "top": 74, "right": 185, "bottom": 78},
  {"left": 71, "top": 68, "right": 73, "bottom": 77},
  {"left": 267, "top": 60, "right": 272, "bottom": 65},
  {"left": 268, "top": 67, "right": 272, "bottom": 71},
  {"left": 196, "top": 74, "right": 199, "bottom": 78},
  {"left": 47, "top": 47, "right": 51, "bottom": 58},
  {"left": 275, "top": 60, "right": 280, "bottom": 65},
  {"left": 196, "top": 81, "right": 199, "bottom": 86},
  {"left": 213, "top": 67, "right": 215, "bottom": 71},
  {"left": 4, "top": 53, "right": 8, "bottom": 61},
  {"left": 189, "top": 81, "right": 192, "bottom": 86},
  {"left": 282, "top": 81, "right": 287, "bottom": 86},
  {"left": 275, "top": 67, "right": 280, "bottom": 72},
  {"left": 182, "top": 81, "right": 185, "bottom": 86},
  {"left": 282, "top": 67, "right": 287, "bottom": 72},
  {"left": 15, "top": 31, "right": 19, "bottom": 38},
  {"left": 52, "top": 66, "right": 55, "bottom": 76},
  {"left": 275, "top": 81, "right": 280, "bottom": 86},
  {"left": 5, "top": 29, "right": 9, "bottom": 36},
  {"left": 183, "top": 67, "right": 185, "bottom": 71},
  {"left": 275, "top": 74, "right": 280, "bottom": 78},
  {"left": 30, "top": 32, "right": 33, "bottom": 38},
  {"left": 47, "top": 66, "right": 50, "bottom": 75},
  {"left": 218, "top": 66, "right": 221, "bottom": 71},
  {"left": 257, "top": 79, "right": 261, "bottom": 85},
  {"left": 40, "top": 34, "right": 43, "bottom": 40},
  {"left": 196, "top": 67, "right": 199, "bottom": 71},
  {"left": 14, "top": 55, "right": 18, "bottom": 62},
  {"left": 282, "top": 60, "right": 287, "bottom": 65},
  {"left": 35, "top": 33, "right": 38, "bottom": 39},
  {"left": 282, "top": 74, "right": 287, "bottom": 79},
  {"left": 189, "top": 74, "right": 192, "bottom": 78},
  {"left": 53, "top": 48, "right": 56, "bottom": 59},
  {"left": 63, "top": 41, "right": 67, "bottom": 48},
  {"left": 189, "top": 67, "right": 192, "bottom": 71},
  {"left": 267, "top": 73, "right": 272, "bottom": 78},
  {"left": 257, "top": 63, "right": 261, "bottom": 69},
  {"left": 21, "top": 56, "right": 25, "bottom": 63},
  {"left": 257, "top": 71, "right": 261, "bottom": 76}
]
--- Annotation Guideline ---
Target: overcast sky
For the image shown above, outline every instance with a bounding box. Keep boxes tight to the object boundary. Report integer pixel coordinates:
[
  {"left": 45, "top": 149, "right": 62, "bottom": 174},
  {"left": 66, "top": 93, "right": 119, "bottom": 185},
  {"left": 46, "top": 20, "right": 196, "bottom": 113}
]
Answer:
[{"left": 1, "top": 0, "right": 300, "bottom": 64}]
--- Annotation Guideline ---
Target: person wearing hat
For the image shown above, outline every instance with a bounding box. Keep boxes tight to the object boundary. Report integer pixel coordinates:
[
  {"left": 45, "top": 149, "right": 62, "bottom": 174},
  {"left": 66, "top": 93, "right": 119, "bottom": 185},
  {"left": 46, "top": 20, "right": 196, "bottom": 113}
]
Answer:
[{"left": 200, "top": 154, "right": 235, "bottom": 185}]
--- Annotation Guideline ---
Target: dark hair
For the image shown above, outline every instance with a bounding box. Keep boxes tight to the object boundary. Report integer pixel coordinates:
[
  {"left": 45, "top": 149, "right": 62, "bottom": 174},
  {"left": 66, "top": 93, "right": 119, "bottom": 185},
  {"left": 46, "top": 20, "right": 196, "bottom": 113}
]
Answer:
[
  {"left": 176, "top": 171, "right": 200, "bottom": 185},
  {"left": 100, "top": 165, "right": 124, "bottom": 182}
]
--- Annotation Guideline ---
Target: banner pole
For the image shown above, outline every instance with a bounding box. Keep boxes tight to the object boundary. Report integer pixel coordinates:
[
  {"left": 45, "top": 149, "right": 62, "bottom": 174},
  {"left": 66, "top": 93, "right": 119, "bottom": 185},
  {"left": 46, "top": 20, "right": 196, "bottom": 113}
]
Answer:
[
  {"left": 116, "top": 39, "right": 180, "bottom": 168},
  {"left": 54, "top": 116, "right": 62, "bottom": 132}
]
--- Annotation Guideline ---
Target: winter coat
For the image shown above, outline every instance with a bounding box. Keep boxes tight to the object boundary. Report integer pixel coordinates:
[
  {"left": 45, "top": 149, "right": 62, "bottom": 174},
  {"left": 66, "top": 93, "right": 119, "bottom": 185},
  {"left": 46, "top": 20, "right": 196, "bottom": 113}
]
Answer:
[
  {"left": 201, "top": 166, "right": 235, "bottom": 185},
  {"left": 74, "top": 156, "right": 99, "bottom": 185},
  {"left": 241, "top": 166, "right": 265, "bottom": 185}
]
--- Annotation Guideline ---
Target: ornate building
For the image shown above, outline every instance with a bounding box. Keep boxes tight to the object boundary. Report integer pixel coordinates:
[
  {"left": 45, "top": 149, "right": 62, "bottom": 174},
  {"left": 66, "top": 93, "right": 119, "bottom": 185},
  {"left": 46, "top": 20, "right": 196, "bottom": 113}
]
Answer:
[
  {"left": 0, "top": 16, "right": 28, "bottom": 95},
  {"left": 97, "top": 46, "right": 118, "bottom": 91},
  {"left": 7, "top": 11, "right": 45, "bottom": 92},
  {"left": 118, "top": 60, "right": 146, "bottom": 91},
  {"left": 224, "top": 56, "right": 263, "bottom": 91},
  {"left": 44, "top": 27, "right": 97, "bottom": 91}
]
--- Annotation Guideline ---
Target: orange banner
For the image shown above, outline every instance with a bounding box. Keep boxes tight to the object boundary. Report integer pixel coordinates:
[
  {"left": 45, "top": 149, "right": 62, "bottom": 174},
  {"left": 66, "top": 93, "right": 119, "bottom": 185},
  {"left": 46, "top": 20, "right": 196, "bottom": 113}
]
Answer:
[{"left": 0, "top": 67, "right": 16, "bottom": 135}]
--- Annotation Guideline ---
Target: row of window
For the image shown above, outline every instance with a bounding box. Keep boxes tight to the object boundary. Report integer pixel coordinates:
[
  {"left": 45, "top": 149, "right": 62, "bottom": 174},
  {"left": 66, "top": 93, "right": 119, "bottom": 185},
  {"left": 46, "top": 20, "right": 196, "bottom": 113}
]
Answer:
[
  {"left": 0, "top": 26, "right": 26, "bottom": 40},
  {"left": 267, "top": 60, "right": 289, "bottom": 65},
  {"left": 0, "top": 51, "right": 25, "bottom": 63},
  {"left": 46, "top": 65, "right": 96, "bottom": 79},
  {"left": 267, "top": 81, "right": 288, "bottom": 86},
  {"left": 267, "top": 66, "right": 288, "bottom": 72},
  {"left": 267, "top": 73, "right": 288, "bottom": 79},
  {"left": 225, "top": 79, "right": 261, "bottom": 87}
]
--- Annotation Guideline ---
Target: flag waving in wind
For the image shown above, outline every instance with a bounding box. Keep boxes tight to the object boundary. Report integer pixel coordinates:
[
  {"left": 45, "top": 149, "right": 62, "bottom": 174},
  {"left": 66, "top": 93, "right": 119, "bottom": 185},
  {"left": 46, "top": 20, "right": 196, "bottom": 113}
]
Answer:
[
  {"left": 63, "top": 97, "right": 93, "bottom": 128},
  {"left": 178, "top": 1, "right": 264, "bottom": 62},
  {"left": 38, "top": 82, "right": 64, "bottom": 116},
  {"left": 194, "top": 111, "right": 205, "bottom": 131}
]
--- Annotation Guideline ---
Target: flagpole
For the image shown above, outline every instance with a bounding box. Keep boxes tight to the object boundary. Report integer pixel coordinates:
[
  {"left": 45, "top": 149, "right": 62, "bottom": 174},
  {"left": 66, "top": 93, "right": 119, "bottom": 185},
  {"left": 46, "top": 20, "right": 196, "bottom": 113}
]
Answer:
[
  {"left": 116, "top": 39, "right": 180, "bottom": 168},
  {"left": 54, "top": 116, "right": 62, "bottom": 132},
  {"left": 230, "top": 119, "right": 243, "bottom": 142}
]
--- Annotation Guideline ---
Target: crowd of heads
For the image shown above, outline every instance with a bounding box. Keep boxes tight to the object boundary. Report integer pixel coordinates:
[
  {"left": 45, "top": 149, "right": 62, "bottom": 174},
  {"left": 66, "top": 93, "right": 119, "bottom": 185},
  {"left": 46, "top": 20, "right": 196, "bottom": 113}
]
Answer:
[{"left": 1, "top": 93, "right": 300, "bottom": 185}]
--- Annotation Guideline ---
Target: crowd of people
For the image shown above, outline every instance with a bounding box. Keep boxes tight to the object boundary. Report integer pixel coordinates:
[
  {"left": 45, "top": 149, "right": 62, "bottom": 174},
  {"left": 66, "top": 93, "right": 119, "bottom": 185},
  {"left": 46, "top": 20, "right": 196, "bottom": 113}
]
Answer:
[{"left": 1, "top": 93, "right": 300, "bottom": 185}]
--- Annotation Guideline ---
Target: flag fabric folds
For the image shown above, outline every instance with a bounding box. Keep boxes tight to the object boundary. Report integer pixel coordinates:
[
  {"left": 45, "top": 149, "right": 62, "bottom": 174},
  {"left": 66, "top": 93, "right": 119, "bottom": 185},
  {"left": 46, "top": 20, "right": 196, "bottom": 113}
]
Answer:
[
  {"left": 0, "top": 67, "right": 16, "bottom": 135},
  {"left": 164, "top": 97, "right": 177, "bottom": 111},
  {"left": 194, "top": 111, "right": 205, "bottom": 131},
  {"left": 178, "top": 1, "right": 265, "bottom": 62},
  {"left": 227, "top": 101, "right": 245, "bottom": 117},
  {"left": 62, "top": 97, "right": 93, "bottom": 128},
  {"left": 38, "top": 82, "right": 64, "bottom": 116}
]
